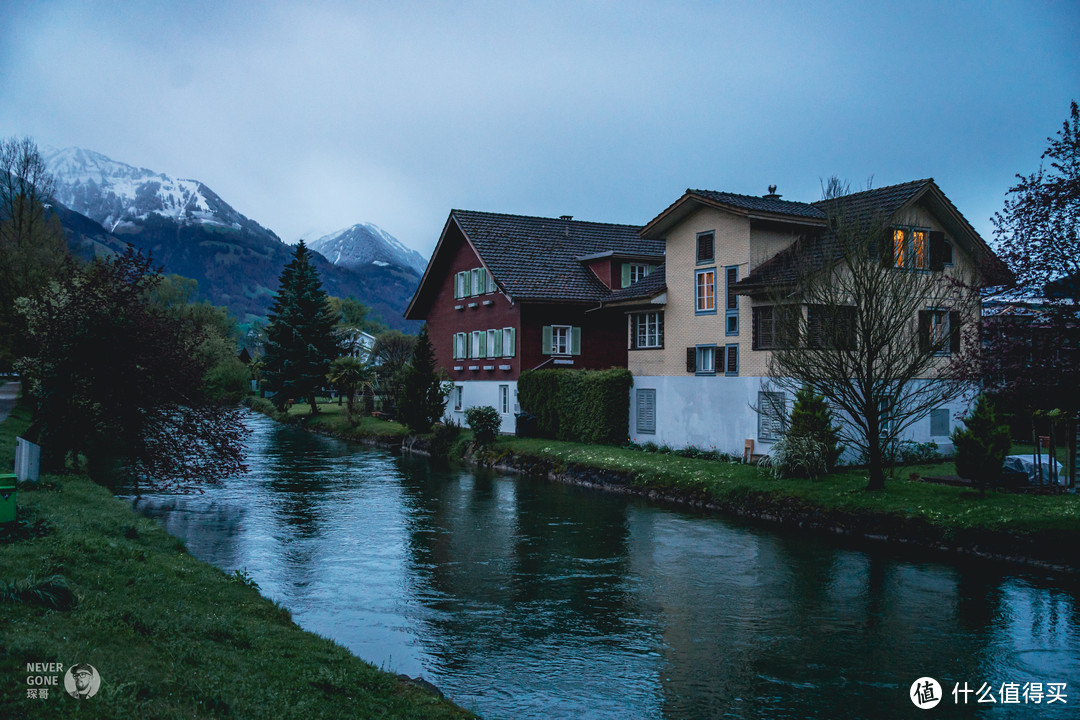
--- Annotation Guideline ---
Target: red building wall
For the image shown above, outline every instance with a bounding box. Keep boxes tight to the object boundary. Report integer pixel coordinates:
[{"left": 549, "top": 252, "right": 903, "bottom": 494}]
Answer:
[
  {"left": 420, "top": 223, "right": 522, "bottom": 382},
  {"left": 519, "top": 304, "right": 628, "bottom": 373}
]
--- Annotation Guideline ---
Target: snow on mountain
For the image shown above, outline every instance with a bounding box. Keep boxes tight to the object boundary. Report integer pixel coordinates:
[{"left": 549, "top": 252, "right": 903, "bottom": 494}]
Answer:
[
  {"left": 308, "top": 222, "right": 427, "bottom": 274},
  {"left": 43, "top": 146, "right": 276, "bottom": 240}
]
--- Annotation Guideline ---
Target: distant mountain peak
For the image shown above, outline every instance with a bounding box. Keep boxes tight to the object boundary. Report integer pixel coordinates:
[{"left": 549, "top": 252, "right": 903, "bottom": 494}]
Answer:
[{"left": 308, "top": 223, "right": 427, "bottom": 274}]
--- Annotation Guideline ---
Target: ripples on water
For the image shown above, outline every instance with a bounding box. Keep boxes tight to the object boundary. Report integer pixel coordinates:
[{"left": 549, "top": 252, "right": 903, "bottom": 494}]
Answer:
[{"left": 131, "top": 413, "right": 1080, "bottom": 719}]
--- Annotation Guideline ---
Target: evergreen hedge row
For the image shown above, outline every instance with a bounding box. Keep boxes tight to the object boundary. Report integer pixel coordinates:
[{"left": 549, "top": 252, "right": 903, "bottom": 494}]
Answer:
[{"left": 517, "top": 368, "right": 633, "bottom": 445}]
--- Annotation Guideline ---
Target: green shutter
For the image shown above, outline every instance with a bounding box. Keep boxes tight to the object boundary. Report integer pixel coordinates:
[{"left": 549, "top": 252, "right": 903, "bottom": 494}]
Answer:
[
  {"left": 476, "top": 268, "right": 486, "bottom": 294},
  {"left": 542, "top": 326, "right": 553, "bottom": 355},
  {"left": 463, "top": 271, "right": 472, "bottom": 296},
  {"left": 505, "top": 328, "right": 516, "bottom": 357},
  {"left": 487, "top": 270, "right": 495, "bottom": 293},
  {"left": 621, "top": 263, "right": 631, "bottom": 288},
  {"left": 493, "top": 328, "right": 503, "bottom": 356},
  {"left": 644, "top": 265, "right": 653, "bottom": 277},
  {"left": 571, "top": 326, "right": 581, "bottom": 355}
]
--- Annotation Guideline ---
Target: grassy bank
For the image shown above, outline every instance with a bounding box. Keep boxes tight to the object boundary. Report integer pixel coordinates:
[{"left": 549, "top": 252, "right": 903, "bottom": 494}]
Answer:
[
  {"left": 0, "top": 405, "right": 474, "bottom": 719},
  {"left": 245, "top": 396, "right": 410, "bottom": 441}
]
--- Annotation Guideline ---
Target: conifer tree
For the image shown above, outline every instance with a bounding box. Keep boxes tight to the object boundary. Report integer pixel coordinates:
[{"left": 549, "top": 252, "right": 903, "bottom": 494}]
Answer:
[
  {"left": 788, "top": 387, "right": 844, "bottom": 470},
  {"left": 397, "top": 324, "right": 449, "bottom": 434},
  {"left": 952, "top": 395, "right": 1011, "bottom": 491},
  {"left": 263, "top": 241, "right": 341, "bottom": 414}
]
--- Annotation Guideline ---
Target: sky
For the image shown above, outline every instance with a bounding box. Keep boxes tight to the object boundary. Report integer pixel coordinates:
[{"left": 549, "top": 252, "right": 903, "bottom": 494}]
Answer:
[{"left": 2, "top": 1, "right": 1078, "bottom": 258}]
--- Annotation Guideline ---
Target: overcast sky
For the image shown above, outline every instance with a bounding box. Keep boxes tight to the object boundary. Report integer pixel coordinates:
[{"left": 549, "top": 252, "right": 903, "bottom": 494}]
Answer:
[{"left": 2, "top": 1, "right": 1077, "bottom": 257}]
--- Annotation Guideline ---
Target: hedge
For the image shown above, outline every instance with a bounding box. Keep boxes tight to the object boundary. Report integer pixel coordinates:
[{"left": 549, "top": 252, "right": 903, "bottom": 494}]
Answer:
[{"left": 518, "top": 368, "right": 632, "bottom": 445}]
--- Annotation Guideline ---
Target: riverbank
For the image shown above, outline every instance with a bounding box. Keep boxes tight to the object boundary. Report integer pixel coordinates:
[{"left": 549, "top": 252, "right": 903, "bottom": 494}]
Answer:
[
  {"left": 0, "top": 404, "right": 475, "bottom": 719},
  {"left": 252, "top": 401, "right": 1079, "bottom": 573}
]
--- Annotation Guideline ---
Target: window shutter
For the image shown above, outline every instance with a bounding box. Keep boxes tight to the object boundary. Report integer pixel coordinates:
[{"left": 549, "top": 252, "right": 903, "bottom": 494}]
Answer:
[
  {"left": 726, "top": 345, "right": 738, "bottom": 375},
  {"left": 949, "top": 311, "right": 962, "bottom": 353},
  {"left": 505, "top": 327, "right": 516, "bottom": 357},
  {"left": 477, "top": 269, "right": 486, "bottom": 294},
  {"left": 621, "top": 263, "right": 631, "bottom": 288},
  {"left": 636, "top": 389, "right": 656, "bottom": 434},
  {"left": 487, "top": 270, "right": 496, "bottom": 293},
  {"left": 463, "top": 271, "right": 472, "bottom": 296},
  {"left": 686, "top": 347, "right": 696, "bottom": 373},
  {"left": 571, "top": 326, "right": 581, "bottom": 355},
  {"left": 494, "top": 328, "right": 503, "bottom": 356},
  {"left": 929, "top": 231, "right": 946, "bottom": 271},
  {"left": 918, "top": 311, "right": 931, "bottom": 353},
  {"left": 880, "top": 231, "right": 895, "bottom": 268},
  {"left": 542, "top": 326, "right": 553, "bottom": 355}
]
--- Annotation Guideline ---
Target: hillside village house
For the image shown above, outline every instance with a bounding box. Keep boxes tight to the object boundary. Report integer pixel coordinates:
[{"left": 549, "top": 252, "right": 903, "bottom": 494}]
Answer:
[
  {"left": 604, "top": 180, "right": 1004, "bottom": 457},
  {"left": 404, "top": 210, "right": 664, "bottom": 433}
]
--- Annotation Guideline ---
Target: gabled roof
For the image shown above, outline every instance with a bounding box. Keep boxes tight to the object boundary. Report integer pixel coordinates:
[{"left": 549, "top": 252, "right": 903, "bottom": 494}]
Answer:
[
  {"left": 734, "top": 179, "right": 1009, "bottom": 291},
  {"left": 602, "top": 263, "right": 667, "bottom": 305},
  {"left": 405, "top": 210, "right": 663, "bottom": 318},
  {"left": 642, "top": 188, "right": 827, "bottom": 238}
]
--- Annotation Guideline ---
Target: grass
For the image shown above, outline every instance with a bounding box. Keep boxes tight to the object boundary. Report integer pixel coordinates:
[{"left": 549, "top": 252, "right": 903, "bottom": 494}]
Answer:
[
  {"left": 494, "top": 437, "right": 1080, "bottom": 536},
  {"left": 0, "top": 404, "right": 474, "bottom": 720},
  {"left": 246, "top": 396, "right": 410, "bottom": 440}
]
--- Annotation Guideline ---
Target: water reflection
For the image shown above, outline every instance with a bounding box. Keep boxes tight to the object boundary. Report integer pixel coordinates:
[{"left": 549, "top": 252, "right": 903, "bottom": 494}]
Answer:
[{"left": 133, "top": 414, "right": 1080, "bottom": 719}]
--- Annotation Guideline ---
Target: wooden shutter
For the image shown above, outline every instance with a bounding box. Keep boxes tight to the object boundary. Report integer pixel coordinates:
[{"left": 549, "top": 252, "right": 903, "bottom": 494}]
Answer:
[
  {"left": 570, "top": 327, "right": 581, "bottom": 355},
  {"left": 493, "top": 328, "right": 503, "bottom": 356},
  {"left": 918, "top": 311, "right": 931, "bottom": 353},
  {"left": 504, "top": 328, "right": 516, "bottom": 357},
  {"left": 487, "top": 270, "right": 495, "bottom": 293},
  {"left": 686, "top": 347, "right": 696, "bottom": 373},
  {"left": 949, "top": 311, "right": 962, "bottom": 353},
  {"left": 929, "top": 231, "right": 946, "bottom": 271},
  {"left": 880, "top": 230, "right": 895, "bottom": 268},
  {"left": 636, "top": 389, "right": 656, "bottom": 434},
  {"left": 621, "top": 263, "right": 631, "bottom": 288},
  {"left": 753, "top": 306, "right": 774, "bottom": 349},
  {"left": 726, "top": 345, "right": 738, "bottom": 375},
  {"left": 542, "top": 326, "right": 553, "bottom": 355}
]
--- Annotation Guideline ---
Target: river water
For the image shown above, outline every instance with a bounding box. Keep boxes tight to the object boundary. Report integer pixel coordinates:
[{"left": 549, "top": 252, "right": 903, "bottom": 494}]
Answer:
[{"left": 131, "top": 413, "right": 1079, "bottom": 719}]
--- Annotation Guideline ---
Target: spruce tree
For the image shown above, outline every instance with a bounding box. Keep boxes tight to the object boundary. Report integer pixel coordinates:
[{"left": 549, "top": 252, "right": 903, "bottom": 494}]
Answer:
[
  {"left": 263, "top": 241, "right": 341, "bottom": 414},
  {"left": 952, "top": 395, "right": 1011, "bottom": 490},
  {"left": 788, "top": 387, "right": 844, "bottom": 470},
  {"left": 397, "top": 324, "right": 448, "bottom": 434}
]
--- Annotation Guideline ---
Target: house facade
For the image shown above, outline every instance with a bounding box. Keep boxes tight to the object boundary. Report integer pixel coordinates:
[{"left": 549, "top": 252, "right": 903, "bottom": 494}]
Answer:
[
  {"left": 608, "top": 180, "right": 1004, "bottom": 458},
  {"left": 405, "top": 210, "right": 663, "bottom": 433}
]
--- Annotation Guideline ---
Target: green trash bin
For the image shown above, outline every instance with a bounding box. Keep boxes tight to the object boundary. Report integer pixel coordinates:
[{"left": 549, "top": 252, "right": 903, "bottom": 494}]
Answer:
[{"left": 0, "top": 473, "right": 15, "bottom": 524}]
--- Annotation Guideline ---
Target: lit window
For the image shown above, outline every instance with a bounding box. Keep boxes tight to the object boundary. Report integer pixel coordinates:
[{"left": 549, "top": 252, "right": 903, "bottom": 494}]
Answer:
[
  {"left": 695, "top": 269, "right": 716, "bottom": 313},
  {"left": 893, "top": 228, "right": 929, "bottom": 270}
]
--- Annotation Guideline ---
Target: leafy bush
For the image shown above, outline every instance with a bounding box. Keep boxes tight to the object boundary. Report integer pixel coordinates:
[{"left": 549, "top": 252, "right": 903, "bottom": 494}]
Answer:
[
  {"left": 427, "top": 420, "right": 462, "bottom": 459},
  {"left": 788, "top": 387, "right": 844, "bottom": 469},
  {"left": 952, "top": 395, "right": 1011, "bottom": 486},
  {"left": 517, "top": 368, "right": 632, "bottom": 444},
  {"left": 464, "top": 405, "right": 501, "bottom": 446},
  {"left": 759, "top": 435, "right": 829, "bottom": 480}
]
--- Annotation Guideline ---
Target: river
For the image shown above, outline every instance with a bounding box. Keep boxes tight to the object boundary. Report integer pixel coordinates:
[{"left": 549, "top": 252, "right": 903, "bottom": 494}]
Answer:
[{"left": 131, "top": 413, "right": 1079, "bottom": 719}]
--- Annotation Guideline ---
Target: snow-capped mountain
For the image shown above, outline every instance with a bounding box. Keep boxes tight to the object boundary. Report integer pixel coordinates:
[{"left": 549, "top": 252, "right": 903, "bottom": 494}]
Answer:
[
  {"left": 308, "top": 223, "right": 427, "bottom": 274},
  {"left": 44, "top": 146, "right": 277, "bottom": 242}
]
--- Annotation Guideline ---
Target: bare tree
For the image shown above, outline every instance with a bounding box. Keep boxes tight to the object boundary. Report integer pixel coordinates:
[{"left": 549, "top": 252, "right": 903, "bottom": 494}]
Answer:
[{"left": 763, "top": 179, "right": 980, "bottom": 490}]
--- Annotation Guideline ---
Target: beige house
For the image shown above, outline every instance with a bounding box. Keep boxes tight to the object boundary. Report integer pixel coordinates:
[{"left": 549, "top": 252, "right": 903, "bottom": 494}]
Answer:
[{"left": 604, "top": 180, "right": 1004, "bottom": 457}]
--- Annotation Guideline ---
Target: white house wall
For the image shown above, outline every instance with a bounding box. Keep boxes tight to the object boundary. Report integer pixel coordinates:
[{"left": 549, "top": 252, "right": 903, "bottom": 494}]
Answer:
[{"left": 446, "top": 380, "right": 518, "bottom": 435}]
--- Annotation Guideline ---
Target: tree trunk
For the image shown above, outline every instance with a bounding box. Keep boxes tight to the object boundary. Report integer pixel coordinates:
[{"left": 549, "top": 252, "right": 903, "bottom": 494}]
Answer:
[
  {"left": 865, "top": 412, "right": 885, "bottom": 491},
  {"left": 308, "top": 395, "right": 319, "bottom": 415}
]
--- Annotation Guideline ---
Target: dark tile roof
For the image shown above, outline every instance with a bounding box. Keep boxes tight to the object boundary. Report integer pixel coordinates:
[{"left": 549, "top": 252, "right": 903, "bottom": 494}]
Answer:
[
  {"left": 689, "top": 189, "right": 826, "bottom": 219},
  {"left": 452, "top": 210, "right": 663, "bottom": 302},
  {"left": 735, "top": 179, "right": 932, "bottom": 290},
  {"left": 604, "top": 263, "right": 667, "bottom": 303}
]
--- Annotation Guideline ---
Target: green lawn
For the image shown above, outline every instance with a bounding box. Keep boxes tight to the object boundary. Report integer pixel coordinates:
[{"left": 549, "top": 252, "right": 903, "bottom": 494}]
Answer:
[
  {"left": 246, "top": 396, "right": 410, "bottom": 440},
  {"left": 494, "top": 437, "right": 1080, "bottom": 536},
  {"left": 0, "top": 404, "right": 474, "bottom": 719}
]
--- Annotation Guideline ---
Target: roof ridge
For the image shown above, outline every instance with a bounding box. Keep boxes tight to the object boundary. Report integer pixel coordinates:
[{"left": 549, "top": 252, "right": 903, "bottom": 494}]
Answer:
[
  {"left": 688, "top": 187, "right": 818, "bottom": 207},
  {"left": 451, "top": 208, "right": 642, "bottom": 230},
  {"left": 811, "top": 178, "right": 933, "bottom": 206}
]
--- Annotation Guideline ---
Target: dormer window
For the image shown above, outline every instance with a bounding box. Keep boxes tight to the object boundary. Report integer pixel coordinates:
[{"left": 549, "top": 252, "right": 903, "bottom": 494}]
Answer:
[{"left": 696, "top": 231, "right": 714, "bottom": 264}]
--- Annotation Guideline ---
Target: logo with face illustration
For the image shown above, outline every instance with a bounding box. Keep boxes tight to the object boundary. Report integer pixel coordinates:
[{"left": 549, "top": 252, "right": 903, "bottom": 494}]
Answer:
[{"left": 64, "top": 663, "right": 100, "bottom": 699}]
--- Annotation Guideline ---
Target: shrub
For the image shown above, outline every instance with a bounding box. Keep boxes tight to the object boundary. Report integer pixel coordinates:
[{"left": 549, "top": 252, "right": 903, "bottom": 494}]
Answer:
[
  {"left": 952, "top": 395, "right": 1011, "bottom": 487},
  {"left": 759, "top": 435, "right": 829, "bottom": 480},
  {"left": 427, "top": 420, "right": 462, "bottom": 459},
  {"left": 788, "top": 387, "right": 844, "bottom": 469},
  {"left": 517, "top": 368, "right": 632, "bottom": 444},
  {"left": 464, "top": 405, "right": 501, "bottom": 446}
]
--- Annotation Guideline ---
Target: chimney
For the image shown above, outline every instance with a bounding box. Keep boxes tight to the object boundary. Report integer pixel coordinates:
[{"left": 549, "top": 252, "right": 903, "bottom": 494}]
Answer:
[{"left": 763, "top": 185, "right": 781, "bottom": 200}]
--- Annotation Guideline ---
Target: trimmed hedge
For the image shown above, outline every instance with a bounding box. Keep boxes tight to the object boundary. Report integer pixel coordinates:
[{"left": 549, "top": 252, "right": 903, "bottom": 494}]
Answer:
[{"left": 518, "top": 368, "right": 632, "bottom": 445}]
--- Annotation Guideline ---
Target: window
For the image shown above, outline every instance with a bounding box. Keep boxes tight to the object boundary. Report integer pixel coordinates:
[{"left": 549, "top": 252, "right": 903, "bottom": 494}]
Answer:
[
  {"left": 502, "top": 327, "right": 516, "bottom": 357},
  {"left": 543, "top": 325, "right": 580, "bottom": 355},
  {"left": 930, "top": 408, "right": 950, "bottom": 437},
  {"left": 892, "top": 228, "right": 929, "bottom": 270},
  {"left": 724, "top": 344, "right": 738, "bottom": 376},
  {"left": 453, "top": 332, "right": 468, "bottom": 359},
  {"left": 471, "top": 268, "right": 483, "bottom": 295},
  {"left": 806, "top": 305, "right": 856, "bottom": 350},
  {"left": 696, "top": 231, "right": 715, "bottom": 264},
  {"left": 471, "top": 330, "right": 484, "bottom": 358},
  {"left": 752, "top": 305, "right": 798, "bottom": 350},
  {"left": 725, "top": 266, "right": 739, "bottom": 335},
  {"left": 919, "top": 309, "right": 961, "bottom": 355},
  {"left": 696, "top": 345, "right": 716, "bottom": 375},
  {"left": 636, "top": 388, "right": 656, "bottom": 434},
  {"left": 758, "top": 391, "right": 787, "bottom": 441},
  {"left": 630, "top": 263, "right": 651, "bottom": 284},
  {"left": 500, "top": 385, "right": 509, "bottom": 414},
  {"left": 453, "top": 385, "right": 463, "bottom": 411},
  {"left": 695, "top": 268, "right": 716, "bottom": 314},
  {"left": 942, "top": 240, "right": 953, "bottom": 266},
  {"left": 486, "top": 270, "right": 496, "bottom": 294},
  {"left": 487, "top": 329, "right": 498, "bottom": 357},
  {"left": 631, "top": 312, "right": 664, "bottom": 349}
]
